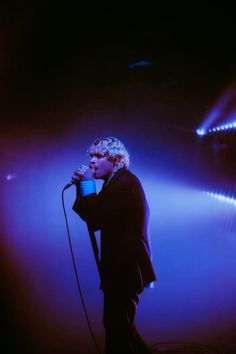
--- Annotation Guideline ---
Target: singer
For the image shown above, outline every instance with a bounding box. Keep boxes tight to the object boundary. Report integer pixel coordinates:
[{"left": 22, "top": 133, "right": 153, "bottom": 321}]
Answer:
[{"left": 72, "top": 136, "right": 156, "bottom": 354}]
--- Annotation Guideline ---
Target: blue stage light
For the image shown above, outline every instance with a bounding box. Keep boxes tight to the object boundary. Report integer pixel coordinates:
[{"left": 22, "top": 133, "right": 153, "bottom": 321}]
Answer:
[
  {"left": 204, "top": 191, "right": 236, "bottom": 206},
  {"left": 128, "top": 60, "right": 152, "bottom": 68},
  {"left": 6, "top": 174, "right": 16, "bottom": 181},
  {"left": 196, "top": 128, "right": 206, "bottom": 136},
  {"left": 196, "top": 84, "right": 236, "bottom": 136},
  {"left": 197, "top": 119, "right": 236, "bottom": 136}
]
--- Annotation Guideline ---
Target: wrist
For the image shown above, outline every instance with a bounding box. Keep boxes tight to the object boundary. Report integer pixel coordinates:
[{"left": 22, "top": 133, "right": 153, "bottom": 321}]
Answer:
[{"left": 79, "top": 180, "right": 96, "bottom": 197}]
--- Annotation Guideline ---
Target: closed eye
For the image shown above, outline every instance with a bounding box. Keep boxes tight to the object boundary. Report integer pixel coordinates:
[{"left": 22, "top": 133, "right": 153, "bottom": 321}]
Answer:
[{"left": 90, "top": 153, "right": 104, "bottom": 159}]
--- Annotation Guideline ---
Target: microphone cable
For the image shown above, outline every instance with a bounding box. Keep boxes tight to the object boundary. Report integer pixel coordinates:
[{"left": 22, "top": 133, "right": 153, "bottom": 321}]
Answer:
[{"left": 61, "top": 186, "right": 102, "bottom": 354}]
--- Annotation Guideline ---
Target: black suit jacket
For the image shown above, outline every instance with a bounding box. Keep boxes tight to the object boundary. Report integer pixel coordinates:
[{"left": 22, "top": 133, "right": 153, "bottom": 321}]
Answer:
[{"left": 73, "top": 168, "right": 156, "bottom": 294}]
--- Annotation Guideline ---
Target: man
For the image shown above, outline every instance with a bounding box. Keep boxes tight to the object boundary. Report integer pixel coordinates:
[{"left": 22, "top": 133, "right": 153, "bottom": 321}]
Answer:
[{"left": 72, "top": 136, "right": 156, "bottom": 354}]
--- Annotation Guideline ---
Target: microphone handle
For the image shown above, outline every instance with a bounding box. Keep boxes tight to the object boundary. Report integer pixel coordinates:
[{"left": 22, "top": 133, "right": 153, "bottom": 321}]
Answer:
[{"left": 63, "top": 181, "right": 74, "bottom": 190}]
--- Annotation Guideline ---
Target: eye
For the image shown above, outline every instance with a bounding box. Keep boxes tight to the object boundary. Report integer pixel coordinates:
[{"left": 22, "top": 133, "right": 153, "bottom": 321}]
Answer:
[{"left": 91, "top": 153, "right": 104, "bottom": 159}]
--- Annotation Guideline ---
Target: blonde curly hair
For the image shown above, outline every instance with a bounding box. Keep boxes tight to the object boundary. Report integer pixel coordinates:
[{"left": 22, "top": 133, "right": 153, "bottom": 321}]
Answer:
[{"left": 87, "top": 136, "right": 130, "bottom": 168}]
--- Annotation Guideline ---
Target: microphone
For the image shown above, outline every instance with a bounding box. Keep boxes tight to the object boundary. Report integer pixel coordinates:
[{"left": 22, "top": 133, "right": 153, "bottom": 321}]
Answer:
[
  {"left": 63, "top": 177, "right": 83, "bottom": 189},
  {"left": 63, "top": 181, "right": 74, "bottom": 190},
  {"left": 64, "top": 179, "right": 81, "bottom": 189},
  {"left": 64, "top": 165, "right": 94, "bottom": 190}
]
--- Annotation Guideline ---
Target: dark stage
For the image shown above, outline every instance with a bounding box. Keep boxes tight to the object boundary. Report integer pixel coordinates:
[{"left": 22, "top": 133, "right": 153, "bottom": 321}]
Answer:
[{"left": 1, "top": 3, "right": 236, "bottom": 354}]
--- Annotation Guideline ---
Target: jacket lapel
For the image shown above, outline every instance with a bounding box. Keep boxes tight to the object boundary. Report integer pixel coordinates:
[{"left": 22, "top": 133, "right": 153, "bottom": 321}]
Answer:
[{"left": 101, "top": 167, "right": 127, "bottom": 193}]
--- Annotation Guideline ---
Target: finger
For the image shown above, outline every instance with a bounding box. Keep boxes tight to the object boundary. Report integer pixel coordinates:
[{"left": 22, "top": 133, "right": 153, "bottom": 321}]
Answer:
[
  {"left": 72, "top": 174, "right": 80, "bottom": 181},
  {"left": 81, "top": 165, "right": 89, "bottom": 173}
]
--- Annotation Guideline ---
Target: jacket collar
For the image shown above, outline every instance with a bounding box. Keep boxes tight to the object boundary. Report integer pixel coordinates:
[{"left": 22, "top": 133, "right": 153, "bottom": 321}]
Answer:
[{"left": 101, "top": 167, "right": 127, "bottom": 191}]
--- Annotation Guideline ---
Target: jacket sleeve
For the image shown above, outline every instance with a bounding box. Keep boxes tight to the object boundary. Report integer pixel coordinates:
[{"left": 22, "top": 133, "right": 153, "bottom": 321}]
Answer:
[
  {"left": 72, "top": 191, "right": 101, "bottom": 231},
  {"left": 72, "top": 181, "right": 132, "bottom": 231}
]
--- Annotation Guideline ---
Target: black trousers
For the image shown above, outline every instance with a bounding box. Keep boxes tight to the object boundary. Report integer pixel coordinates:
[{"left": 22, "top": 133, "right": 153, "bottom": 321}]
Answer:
[{"left": 103, "top": 289, "right": 152, "bottom": 354}]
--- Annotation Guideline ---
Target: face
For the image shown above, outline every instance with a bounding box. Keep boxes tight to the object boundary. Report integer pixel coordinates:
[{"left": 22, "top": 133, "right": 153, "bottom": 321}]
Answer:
[{"left": 89, "top": 153, "right": 116, "bottom": 180}]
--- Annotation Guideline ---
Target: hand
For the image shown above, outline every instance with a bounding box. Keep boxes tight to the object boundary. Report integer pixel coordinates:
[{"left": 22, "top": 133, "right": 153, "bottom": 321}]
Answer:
[{"left": 72, "top": 164, "right": 94, "bottom": 183}]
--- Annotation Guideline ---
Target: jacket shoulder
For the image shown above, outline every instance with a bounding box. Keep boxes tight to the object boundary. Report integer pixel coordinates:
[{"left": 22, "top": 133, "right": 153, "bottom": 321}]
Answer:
[
  {"left": 117, "top": 169, "right": 141, "bottom": 185},
  {"left": 119, "top": 169, "right": 144, "bottom": 190}
]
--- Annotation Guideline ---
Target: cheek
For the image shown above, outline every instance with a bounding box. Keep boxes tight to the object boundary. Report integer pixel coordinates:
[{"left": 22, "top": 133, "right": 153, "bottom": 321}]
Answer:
[{"left": 106, "top": 162, "right": 114, "bottom": 171}]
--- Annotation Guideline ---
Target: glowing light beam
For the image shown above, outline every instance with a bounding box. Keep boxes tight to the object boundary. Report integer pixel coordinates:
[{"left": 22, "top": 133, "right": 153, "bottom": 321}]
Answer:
[{"left": 203, "top": 191, "right": 236, "bottom": 206}]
